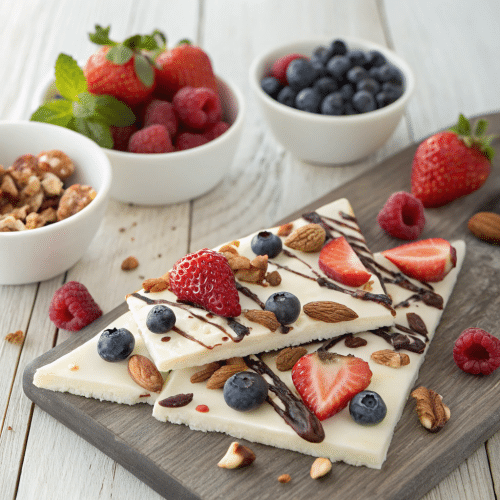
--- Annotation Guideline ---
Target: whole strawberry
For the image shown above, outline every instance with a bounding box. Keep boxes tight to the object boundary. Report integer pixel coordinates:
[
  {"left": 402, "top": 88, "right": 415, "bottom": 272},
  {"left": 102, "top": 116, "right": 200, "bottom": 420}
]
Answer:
[
  {"left": 411, "top": 114, "right": 495, "bottom": 208},
  {"left": 155, "top": 41, "right": 218, "bottom": 100},
  {"left": 84, "top": 25, "right": 163, "bottom": 107}
]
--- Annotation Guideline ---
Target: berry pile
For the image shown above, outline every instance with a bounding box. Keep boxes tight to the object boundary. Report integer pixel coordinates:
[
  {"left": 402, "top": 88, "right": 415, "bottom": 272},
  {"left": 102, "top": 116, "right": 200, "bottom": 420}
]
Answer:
[{"left": 260, "top": 39, "right": 404, "bottom": 115}]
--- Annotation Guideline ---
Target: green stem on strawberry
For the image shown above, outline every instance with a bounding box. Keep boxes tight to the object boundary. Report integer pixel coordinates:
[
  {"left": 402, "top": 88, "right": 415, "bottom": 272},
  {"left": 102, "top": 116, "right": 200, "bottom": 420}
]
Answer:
[{"left": 449, "top": 113, "right": 496, "bottom": 161}]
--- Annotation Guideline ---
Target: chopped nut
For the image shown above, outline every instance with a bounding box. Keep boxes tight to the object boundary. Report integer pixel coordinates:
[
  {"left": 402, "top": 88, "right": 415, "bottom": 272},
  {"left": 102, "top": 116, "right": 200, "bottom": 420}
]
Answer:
[
  {"left": 41, "top": 172, "right": 64, "bottom": 196},
  {"left": 1, "top": 174, "right": 19, "bottom": 202},
  {"left": 0, "top": 215, "right": 25, "bottom": 232},
  {"left": 37, "top": 150, "right": 75, "bottom": 180},
  {"left": 217, "top": 442, "right": 256, "bottom": 469},
  {"left": 362, "top": 280, "right": 374, "bottom": 292},
  {"left": 276, "top": 346, "right": 307, "bottom": 371},
  {"left": 310, "top": 457, "right": 332, "bottom": 479},
  {"left": 411, "top": 386, "right": 450, "bottom": 432},
  {"left": 20, "top": 175, "right": 41, "bottom": 199},
  {"left": 142, "top": 276, "right": 169, "bottom": 292},
  {"left": 277, "top": 222, "right": 294, "bottom": 237},
  {"left": 25, "top": 207, "right": 57, "bottom": 229},
  {"left": 278, "top": 474, "right": 291, "bottom": 483},
  {"left": 371, "top": 349, "right": 410, "bottom": 368},
  {"left": 56, "top": 184, "right": 96, "bottom": 221},
  {"left": 265, "top": 270, "right": 282, "bottom": 286},
  {"left": 121, "top": 256, "right": 139, "bottom": 271},
  {"left": 5, "top": 330, "right": 24, "bottom": 344}
]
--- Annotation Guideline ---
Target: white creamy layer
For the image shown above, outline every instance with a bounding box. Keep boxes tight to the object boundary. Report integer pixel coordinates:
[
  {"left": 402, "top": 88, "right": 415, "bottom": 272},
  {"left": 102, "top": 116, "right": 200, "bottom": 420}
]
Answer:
[
  {"left": 127, "top": 198, "right": 395, "bottom": 371},
  {"left": 153, "top": 241, "right": 465, "bottom": 469},
  {"left": 33, "top": 312, "right": 164, "bottom": 405}
]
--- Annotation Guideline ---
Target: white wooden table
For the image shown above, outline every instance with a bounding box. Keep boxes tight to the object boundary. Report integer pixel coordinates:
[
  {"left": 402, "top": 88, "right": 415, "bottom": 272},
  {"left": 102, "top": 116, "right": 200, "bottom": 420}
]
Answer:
[{"left": 1, "top": 1, "right": 500, "bottom": 498}]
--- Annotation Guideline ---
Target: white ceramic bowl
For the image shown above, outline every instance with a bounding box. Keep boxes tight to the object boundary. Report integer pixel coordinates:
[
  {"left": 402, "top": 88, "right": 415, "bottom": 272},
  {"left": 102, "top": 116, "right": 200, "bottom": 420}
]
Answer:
[
  {"left": 36, "top": 75, "right": 245, "bottom": 205},
  {"left": 250, "top": 37, "right": 415, "bottom": 164},
  {"left": 0, "top": 121, "right": 111, "bottom": 285}
]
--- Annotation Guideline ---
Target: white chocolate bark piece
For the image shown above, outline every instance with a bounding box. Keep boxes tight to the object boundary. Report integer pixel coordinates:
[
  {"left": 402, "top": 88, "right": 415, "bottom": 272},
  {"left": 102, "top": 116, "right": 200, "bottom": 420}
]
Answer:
[
  {"left": 33, "top": 312, "right": 163, "bottom": 405},
  {"left": 153, "top": 241, "right": 465, "bottom": 469},
  {"left": 127, "top": 198, "right": 395, "bottom": 371}
]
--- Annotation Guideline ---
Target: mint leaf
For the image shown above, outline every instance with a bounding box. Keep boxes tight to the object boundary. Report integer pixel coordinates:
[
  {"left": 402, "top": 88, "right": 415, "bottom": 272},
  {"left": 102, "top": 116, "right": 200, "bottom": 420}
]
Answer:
[
  {"left": 54, "top": 54, "right": 87, "bottom": 101},
  {"left": 72, "top": 93, "right": 97, "bottom": 119},
  {"left": 89, "top": 25, "right": 116, "bottom": 46},
  {"left": 106, "top": 45, "right": 133, "bottom": 65},
  {"left": 134, "top": 54, "right": 155, "bottom": 87},
  {"left": 30, "top": 99, "right": 73, "bottom": 127},
  {"left": 74, "top": 118, "right": 113, "bottom": 149},
  {"left": 94, "top": 95, "right": 136, "bottom": 126}
]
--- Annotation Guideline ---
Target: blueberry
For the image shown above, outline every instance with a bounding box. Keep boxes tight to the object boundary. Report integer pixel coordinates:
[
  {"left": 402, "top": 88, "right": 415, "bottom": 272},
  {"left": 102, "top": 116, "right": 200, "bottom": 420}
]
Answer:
[
  {"left": 97, "top": 327, "right": 135, "bottom": 362},
  {"left": 251, "top": 231, "right": 282, "bottom": 258},
  {"left": 146, "top": 304, "right": 176, "bottom": 334},
  {"left": 347, "top": 49, "right": 367, "bottom": 67},
  {"left": 330, "top": 39, "right": 348, "bottom": 56},
  {"left": 365, "top": 50, "right": 386, "bottom": 68},
  {"left": 377, "top": 63, "right": 403, "bottom": 85},
  {"left": 265, "top": 291, "right": 301, "bottom": 325},
  {"left": 286, "top": 58, "right": 318, "bottom": 91},
  {"left": 277, "top": 86, "right": 297, "bottom": 107},
  {"left": 310, "top": 58, "right": 328, "bottom": 79},
  {"left": 344, "top": 102, "right": 358, "bottom": 115},
  {"left": 349, "top": 390, "right": 387, "bottom": 425},
  {"left": 382, "top": 82, "right": 404, "bottom": 99},
  {"left": 223, "top": 371, "right": 268, "bottom": 412},
  {"left": 313, "top": 77, "right": 338, "bottom": 97},
  {"left": 357, "top": 77, "right": 381, "bottom": 95},
  {"left": 326, "top": 55, "right": 351, "bottom": 80},
  {"left": 352, "top": 90, "right": 376, "bottom": 113},
  {"left": 368, "top": 66, "right": 382, "bottom": 82},
  {"left": 295, "top": 88, "right": 322, "bottom": 113},
  {"left": 312, "top": 45, "right": 333, "bottom": 65},
  {"left": 346, "top": 66, "right": 368, "bottom": 85},
  {"left": 260, "top": 76, "right": 281, "bottom": 98},
  {"left": 339, "top": 83, "right": 355, "bottom": 101},
  {"left": 321, "top": 92, "right": 344, "bottom": 116}
]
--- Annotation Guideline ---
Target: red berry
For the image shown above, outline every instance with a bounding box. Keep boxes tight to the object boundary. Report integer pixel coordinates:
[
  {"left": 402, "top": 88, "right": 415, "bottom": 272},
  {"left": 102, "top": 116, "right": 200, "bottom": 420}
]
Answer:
[
  {"left": 144, "top": 99, "right": 178, "bottom": 137},
  {"left": 292, "top": 351, "right": 372, "bottom": 421},
  {"left": 49, "top": 281, "right": 102, "bottom": 331},
  {"left": 381, "top": 238, "right": 457, "bottom": 283},
  {"left": 173, "top": 86, "right": 222, "bottom": 129},
  {"left": 203, "top": 121, "right": 230, "bottom": 141},
  {"left": 127, "top": 125, "right": 174, "bottom": 154},
  {"left": 169, "top": 248, "right": 241, "bottom": 317},
  {"left": 453, "top": 328, "right": 500, "bottom": 375},
  {"left": 175, "top": 132, "right": 209, "bottom": 151},
  {"left": 377, "top": 191, "right": 425, "bottom": 240},
  {"left": 271, "top": 53, "right": 307, "bottom": 86},
  {"left": 110, "top": 125, "right": 137, "bottom": 151},
  {"left": 318, "top": 236, "right": 371, "bottom": 287}
]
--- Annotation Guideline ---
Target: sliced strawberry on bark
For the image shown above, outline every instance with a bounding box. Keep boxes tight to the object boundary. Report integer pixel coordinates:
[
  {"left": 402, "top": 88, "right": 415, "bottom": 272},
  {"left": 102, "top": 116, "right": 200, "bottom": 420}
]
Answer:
[
  {"left": 318, "top": 236, "right": 371, "bottom": 287},
  {"left": 381, "top": 238, "right": 457, "bottom": 282},
  {"left": 292, "top": 351, "right": 372, "bottom": 421}
]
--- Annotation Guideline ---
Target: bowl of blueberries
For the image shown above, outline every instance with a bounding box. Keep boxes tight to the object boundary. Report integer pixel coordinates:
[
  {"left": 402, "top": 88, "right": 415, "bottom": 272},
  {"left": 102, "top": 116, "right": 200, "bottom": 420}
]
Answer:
[{"left": 250, "top": 37, "right": 414, "bottom": 164}]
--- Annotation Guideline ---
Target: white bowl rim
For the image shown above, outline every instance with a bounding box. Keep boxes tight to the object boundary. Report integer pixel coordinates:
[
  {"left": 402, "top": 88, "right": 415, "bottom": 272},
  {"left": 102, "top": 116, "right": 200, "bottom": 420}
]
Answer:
[
  {"left": 0, "top": 120, "right": 112, "bottom": 239},
  {"left": 250, "top": 36, "right": 415, "bottom": 123}
]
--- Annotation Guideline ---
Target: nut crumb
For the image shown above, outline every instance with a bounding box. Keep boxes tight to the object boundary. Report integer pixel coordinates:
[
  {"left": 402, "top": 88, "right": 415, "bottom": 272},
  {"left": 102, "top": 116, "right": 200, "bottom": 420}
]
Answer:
[
  {"left": 121, "top": 256, "right": 139, "bottom": 271},
  {"left": 5, "top": 330, "right": 24, "bottom": 345},
  {"left": 7, "top": 426, "right": 12, "bottom": 431},
  {"left": 278, "top": 474, "right": 291, "bottom": 483}
]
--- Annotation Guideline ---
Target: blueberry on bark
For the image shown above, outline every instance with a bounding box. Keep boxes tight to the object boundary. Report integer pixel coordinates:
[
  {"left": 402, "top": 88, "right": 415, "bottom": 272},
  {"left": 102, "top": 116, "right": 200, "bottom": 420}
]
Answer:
[
  {"left": 97, "top": 327, "right": 135, "bottom": 362},
  {"left": 349, "top": 390, "right": 387, "bottom": 425},
  {"left": 251, "top": 231, "right": 282, "bottom": 258},
  {"left": 146, "top": 304, "right": 176, "bottom": 333},
  {"left": 265, "top": 291, "right": 301, "bottom": 325},
  {"left": 223, "top": 372, "right": 269, "bottom": 412}
]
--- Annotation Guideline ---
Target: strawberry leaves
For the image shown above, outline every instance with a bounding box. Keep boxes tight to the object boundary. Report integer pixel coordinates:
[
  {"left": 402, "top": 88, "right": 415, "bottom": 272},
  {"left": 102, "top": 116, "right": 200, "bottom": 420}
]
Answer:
[
  {"left": 449, "top": 113, "right": 496, "bottom": 162},
  {"left": 31, "top": 54, "right": 135, "bottom": 148}
]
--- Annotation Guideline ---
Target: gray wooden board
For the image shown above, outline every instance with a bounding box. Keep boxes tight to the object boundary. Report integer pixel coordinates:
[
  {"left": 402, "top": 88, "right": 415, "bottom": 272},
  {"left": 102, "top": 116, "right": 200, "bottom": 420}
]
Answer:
[{"left": 23, "top": 112, "right": 500, "bottom": 500}]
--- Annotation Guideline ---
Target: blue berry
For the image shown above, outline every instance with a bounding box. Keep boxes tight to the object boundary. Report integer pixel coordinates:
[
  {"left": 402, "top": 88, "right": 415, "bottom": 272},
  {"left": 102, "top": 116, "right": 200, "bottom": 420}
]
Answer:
[
  {"left": 310, "top": 58, "right": 328, "bottom": 79},
  {"left": 277, "top": 86, "right": 297, "bottom": 107},
  {"left": 312, "top": 45, "right": 333, "bottom": 65},
  {"left": 97, "top": 328, "right": 135, "bottom": 362},
  {"left": 146, "top": 304, "right": 176, "bottom": 334},
  {"left": 313, "top": 77, "right": 338, "bottom": 97},
  {"left": 339, "top": 83, "right": 355, "bottom": 101},
  {"left": 295, "top": 88, "right": 322, "bottom": 113},
  {"left": 321, "top": 92, "right": 344, "bottom": 116},
  {"left": 251, "top": 231, "right": 282, "bottom": 258},
  {"left": 347, "top": 66, "right": 368, "bottom": 85},
  {"left": 326, "top": 55, "right": 351, "bottom": 80},
  {"left": 286, "top": 58, "right": 318, "bottom": 91},
  {"left": 330, "top": 39, "right": 347, "bottom": 56},
  {"left": 349, "top": 390, "right": 387, "bottom": 425},
  {"left": 357, "top": 77, "right": 381, "bottom": 95},
  {"left": 365, "top": 50, "right": 386, "bottom": 68},
  {"left": 348, "top": 49, "right": 368, "bottom": 67},
  {"left": 260, "top": 77, "right": 281, "bottom": 98},
  {"left": 265, "top": 291, "right": 301, "bottom": 325},
  {"left": 352, "top": 90, "right": 376, "bottom": 113},
  {"left": 223, "top": 371, "right": 268, "bottom": 412},
  {"left": 344, "top": 102, "right": 358, "bottom": 115},
  {"left": 377, "top": 63, "right": 403, "bottom": 85}
]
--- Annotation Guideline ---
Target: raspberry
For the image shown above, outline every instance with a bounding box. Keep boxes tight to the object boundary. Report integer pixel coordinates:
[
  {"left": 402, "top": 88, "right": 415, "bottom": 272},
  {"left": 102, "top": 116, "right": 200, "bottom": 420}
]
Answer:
[
  {"left": 143, "top": 99, "right": 178, "bottom": 137},
  {"left": 127, "top": 125, "right": 174, "bottom": 154},
  {"left": 173, "top": 86, "right": 221, "bottom": 129},
  {"left": 377, "top": 191, "right": 425, "bottom": 240},
  {"left": 49, "top": 281, "right": 102, "bottom": 331},
  {"left": 453, "top": 328, "right": 500, "bottom": 375},
  {"left": 175, "top": 132, "right": 209, "bottom": 151},
  {"left": 271, "top": 53, "right": 306, "bottom": 86},
  {"left": 203, "top": 121, "right": 230, "bottom": 141},
  {"left": 169, "top": 248, "right": 241, "bottom": 317},
  {"left": 110, "top": 125, "right": 137, "bottom": 151}
]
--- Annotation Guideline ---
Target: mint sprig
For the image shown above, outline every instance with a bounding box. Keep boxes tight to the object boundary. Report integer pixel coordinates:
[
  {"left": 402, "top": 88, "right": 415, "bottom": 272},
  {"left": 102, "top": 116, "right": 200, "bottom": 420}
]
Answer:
[{"left": 30, "top": 53, "right": 136, "bottom": 148}]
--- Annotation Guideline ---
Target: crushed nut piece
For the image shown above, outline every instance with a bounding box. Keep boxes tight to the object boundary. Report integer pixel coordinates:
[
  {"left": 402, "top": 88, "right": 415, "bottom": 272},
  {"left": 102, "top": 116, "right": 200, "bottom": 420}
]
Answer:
[
  {"left": 265, "top": 270, "right": 282, "bottom": 286},
  {"left": 217, "top": 442, "right": 256, "bottom": 469},
  {"left": 371, "top": 349, "right": 410, "bottom": 368},
  {"left": 411, "top": 386, "right": 450, "bottom": 432},
  {"left": 5, "top": 330, "right": 24, "bottom": 344},
  {"left": 278, "top": 474, "right": 291, "bottom": 483},
  {"left": 277, "top": 222, "right": 294, "bottom": 237},
  {"left": 56, "top": 184, "right": 96, "bottom": 221},
  {"left": 0, "top": 215, "right": 25, "bottom": 232},
  {"left": 37, "top": 150, "right": 75, "bottom": 180},
  {"left": 190, "top": 362, "right": 221, "bottom": 383},
  {"left": 8, "top": 426, "right": 13, "bottom": 431},
  {"left": 276, "top": 346, "right": 308, "bottom": 371},
  {"left": 121, "top": 256, "right": 139, "bottom": 271},
  {"left": 310, "top": 457, "right": 332, "bottom": 479},
  {"left": 362, "top": 280, "right": 374, "bottom": 291},
  {"left": 142, "top": 276, "right": 169, "bottom": 292}
]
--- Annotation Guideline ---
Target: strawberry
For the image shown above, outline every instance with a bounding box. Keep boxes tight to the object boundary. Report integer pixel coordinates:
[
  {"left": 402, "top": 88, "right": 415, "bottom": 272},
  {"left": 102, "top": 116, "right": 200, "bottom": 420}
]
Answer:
[
  {"left": 84, "top": 25, "right": 160, "bottom": 107},
  {"left": 271, "top": 53, "right": 307, "bottom": 86},
  {"left": 318, "top": 236, "right": 371, "bottom": 287},
  {"left": 381, "top": 238, "right": 457, "bottom": 282},
  {"left": 155, "top": 42, "right": 218, "bottom": 100},
  {"left": 411, "top": 114, "right": 495, "bottom": 208},
  {"left": 169, "top": 248, "right": 241, "bottom": 317},
  {"left": 292, "top": 351, "right": 372, "bottom": 421}
]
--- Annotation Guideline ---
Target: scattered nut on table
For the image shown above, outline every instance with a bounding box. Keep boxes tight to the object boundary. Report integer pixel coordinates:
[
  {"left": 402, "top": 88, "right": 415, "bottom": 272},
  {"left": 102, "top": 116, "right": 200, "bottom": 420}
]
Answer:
[{"left": 217, "top": 442, "right": 256, "bottom": 469}]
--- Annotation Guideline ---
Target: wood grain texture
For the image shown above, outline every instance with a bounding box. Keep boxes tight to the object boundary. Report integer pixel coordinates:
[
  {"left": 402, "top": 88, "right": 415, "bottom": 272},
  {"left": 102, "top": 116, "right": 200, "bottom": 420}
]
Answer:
[{"left": 22, "top": 113, "right": 500, "bottom": 500}]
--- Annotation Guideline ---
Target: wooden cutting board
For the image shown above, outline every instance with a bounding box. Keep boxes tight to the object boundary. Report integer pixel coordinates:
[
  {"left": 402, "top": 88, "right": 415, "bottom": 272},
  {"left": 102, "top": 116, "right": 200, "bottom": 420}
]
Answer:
[{"left": 23, "top": 112, "right": 500, "bottom": 500}]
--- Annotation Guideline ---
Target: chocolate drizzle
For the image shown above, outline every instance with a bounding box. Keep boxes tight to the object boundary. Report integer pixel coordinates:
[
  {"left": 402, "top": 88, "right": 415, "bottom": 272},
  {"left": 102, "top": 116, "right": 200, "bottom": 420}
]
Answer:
[{"left": 245, "top": 356, "right": 325, "bottom": 443}]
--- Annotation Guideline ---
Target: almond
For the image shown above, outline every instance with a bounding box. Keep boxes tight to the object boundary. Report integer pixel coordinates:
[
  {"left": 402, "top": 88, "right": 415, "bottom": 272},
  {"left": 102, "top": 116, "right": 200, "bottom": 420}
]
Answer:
[
  {"left": 206, "top": 364, "right": 247, "bottom": 389},
  {"left": 468, "top": 212, "right": 500, "bottom": 244},
  {"left": 303, "top": 301, "right": 358, "bottom": 323},
  {"left": 277, "top": 222, "right": 294, "bottom": 237},
  {"left": 121, "top": 255, "right": 139, "bottom": 270},
  {"left": 276, "top": 346, "right": 308, "bottom": 371},
  {"left": 284, "top": 223, "right": 326, "bottom": 252},
  {"left": 218, "top": 442, "right": 256, "bottom": 469},
  {"left": 128, "top": 355, "right": 163, "bottom": 392},
  {"left": 371, "top": 349, "right": 410, "bottom": 368},
  {"left": 190, "top": 362, "right": 221, "bottom": 383},
  {"left": 310, "top": 457, "right": 332, "bottom": 479},
  {"left": 244, "top": 309, "right": 281, "bottom": 331},
  {"left": 411, "top": 386, "right": 450, "bottom": 432}
]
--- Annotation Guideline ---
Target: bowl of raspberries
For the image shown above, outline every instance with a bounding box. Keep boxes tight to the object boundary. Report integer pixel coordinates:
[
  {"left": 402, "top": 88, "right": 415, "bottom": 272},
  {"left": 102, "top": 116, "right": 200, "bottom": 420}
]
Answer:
[
  {"left": 32, "top": 26, "right": 245, "bottom": 205},
  {"left": 250, "top": 37, "right": 414, "bottom": 164}
]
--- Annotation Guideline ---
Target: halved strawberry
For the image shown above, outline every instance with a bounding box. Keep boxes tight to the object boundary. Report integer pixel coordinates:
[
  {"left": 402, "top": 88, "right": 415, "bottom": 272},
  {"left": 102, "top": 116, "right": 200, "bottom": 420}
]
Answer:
[
  {"left": 381, "top": 238, "right": 457, "bottom": 282},
  {"left": 292, "top": 351, "right": 372, "bottom": 421},
  {"left": 318, "top": 236, "right": 371, "bottom": 287}
]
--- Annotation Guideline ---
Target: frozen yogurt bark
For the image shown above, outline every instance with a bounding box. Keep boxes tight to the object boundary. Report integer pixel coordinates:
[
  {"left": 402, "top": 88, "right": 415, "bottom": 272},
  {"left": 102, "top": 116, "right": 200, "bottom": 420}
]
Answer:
[
  {"left": 33, "top": 312, "right": 164, "bottom": 405},
  {"left": 152, "top": 241, "right": 465, "bottom": 469},
  {"left": 127, "top": 198, "right": 395, "bottom": 371}
]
